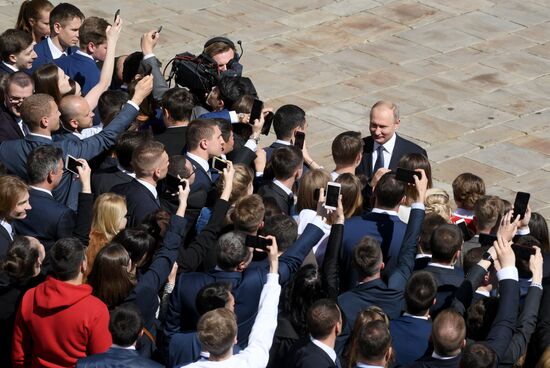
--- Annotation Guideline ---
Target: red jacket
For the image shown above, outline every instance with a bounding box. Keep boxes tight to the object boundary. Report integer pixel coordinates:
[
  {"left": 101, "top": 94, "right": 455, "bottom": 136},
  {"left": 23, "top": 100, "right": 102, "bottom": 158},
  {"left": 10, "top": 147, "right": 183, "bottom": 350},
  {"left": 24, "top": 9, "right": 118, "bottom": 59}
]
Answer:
[{"left": 12, "top": 276, "right": 111, "bottom": 367}]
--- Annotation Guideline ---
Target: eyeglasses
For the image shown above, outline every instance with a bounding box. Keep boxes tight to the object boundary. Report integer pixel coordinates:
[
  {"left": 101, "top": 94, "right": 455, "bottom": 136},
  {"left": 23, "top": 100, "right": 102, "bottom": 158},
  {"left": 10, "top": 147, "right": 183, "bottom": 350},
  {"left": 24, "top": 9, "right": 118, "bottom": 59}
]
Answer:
[
  {"left": 8, "top": 96, "right": 26, "bottom": 104},
  {"left": 184, "top": 165, "right": 196, "bottom": 179}
]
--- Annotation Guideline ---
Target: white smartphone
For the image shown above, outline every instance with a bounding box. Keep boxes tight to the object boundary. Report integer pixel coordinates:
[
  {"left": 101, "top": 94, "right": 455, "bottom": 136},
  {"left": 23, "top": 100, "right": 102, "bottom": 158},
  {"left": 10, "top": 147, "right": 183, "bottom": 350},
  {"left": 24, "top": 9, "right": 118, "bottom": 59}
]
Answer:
[
  {"left": 65, "top": 155, "right": 82, "bottom": 175},
  {"left": 325, "top": 182, "right": 341, "bottom": 210}
]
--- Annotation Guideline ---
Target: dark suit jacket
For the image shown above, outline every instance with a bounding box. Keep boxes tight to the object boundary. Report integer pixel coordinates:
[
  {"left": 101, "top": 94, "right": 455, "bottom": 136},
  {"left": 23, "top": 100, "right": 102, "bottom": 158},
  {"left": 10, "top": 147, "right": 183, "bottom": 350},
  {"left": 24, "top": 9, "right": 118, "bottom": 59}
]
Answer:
[
  {"left": 155, "top": 126, "right": 188, "bottom": 157},
  {"left": 30, "top": 38, "right": 77, "bottom": 73},
  {"left": 0, "top": 103, "right": 139, "bottom": 210},
  {"left": 76, "top": 347, "right": 162, "bottom": 368},
  {"left": 390, "top": 315, "right": 432, "bottom": 366},
  {"left": 0, "top": 63, "right": 15, "bottom": 75},
  {"left": 356, "top": 134, "right": 427, "bottom": 179},
  {"left": 424, "top": 265, "right": 465, "bottom": 315},
  {"left": 185, "top": 154, "right": 216, "bottom": 194},
  {"left": 111, "top": 179, "right": 160, "bottom": 228},
  {"left": 13, "top": 188, "right": 75, "bottom": 251},
  {"left": 285, "top": 339, "right": 337, "bottom": 368},
  {"left": 55, "top": 52, "right": 100, "bottom": 95},
  {"left": 257, "top": 181, "right": 293, "bottom": 215},
  {"left": 263, "top": 141, "right": 288, "bottom": 163},
  {"left": 0, "top": 104, "right": 23, "bottom": 143},
  {"left": 340, "top": 211, "right": 407, "bottom": 291},
  {"left": 0, "top": 226, "right": 11, "bottom": 258},
  {"left": 164, "top": 223, "right": 324, "bottom": 347},
  {"left": 91, "top": 165, "right": 134, "bottom": 197}
]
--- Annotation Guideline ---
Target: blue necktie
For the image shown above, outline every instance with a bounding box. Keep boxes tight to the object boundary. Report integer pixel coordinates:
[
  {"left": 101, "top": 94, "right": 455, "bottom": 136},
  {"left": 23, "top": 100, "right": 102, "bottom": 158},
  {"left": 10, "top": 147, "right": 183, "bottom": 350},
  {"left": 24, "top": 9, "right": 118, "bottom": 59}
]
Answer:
[{"left": 373, "top": 145, "right": 385, "bottom": 175}]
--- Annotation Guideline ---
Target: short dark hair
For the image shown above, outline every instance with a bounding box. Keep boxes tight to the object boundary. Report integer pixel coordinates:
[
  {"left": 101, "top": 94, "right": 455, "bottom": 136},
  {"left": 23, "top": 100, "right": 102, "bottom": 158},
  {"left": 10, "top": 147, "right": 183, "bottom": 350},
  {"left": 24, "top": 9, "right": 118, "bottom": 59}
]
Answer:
[
  {"left": 161, "top": 87, "right": 194, "bottom": 122},
  {"left": 405, "top": 271, "right": 437, "bottom": 315},
  {"left": 196, "top": 282, "right": 232, "bottom": 316},
  {"left": 122, "top": 51, "right": 143, "bottom": 84},
  {"left": 217, "top": 76, "right": 256, "bottom": 109},
  {"left": 232, "top": 194, "right": 265, "bottom": 233},
  {"left": 273, "top": 104, "right": 305, "bottom": 140},
  {"left": 353, "top": 237, "right": 382, "bottom": 278},
  {"left": 356, "top": 320, "right": 392, "bottom": 362},
  {"left": 463, "top": 247, "right": 483, "bottom": 274},
  {"left": 216, "top": 119, "right": 232, "bottom": 143},
  {"left": 332, "top": 131, "right": 362, "bottom": 166},
  {"left": 112, "top": 228, "right": 156, "bottom": 267},
  {"left": 216, "top": 232, "right": 249, "bottom": 271},
  {"left": 262, "top": 215, "right": 297, "bottom": 253},
  {"left": 430, "top": 224, "right": 463, "bottom": 262},
  {"left": 49, "top": 238, "right": 86, "bottom": 281},
  {"left": 460, "top": 342, "right": 496, "bottom": 368},
  {"left": 466, "top": 297, "right": 499, "bottom": 341},
  {"left": 374, "top": 172, "right": 405, "bottom": 208},
  {"left": 26, "top": 145, "right": 63, "bottom": 185},
  {"left": 20, "top": 93, "right": 55, "bottom": 131},
  {"left": 109, "top": 303, "right": 144, "bottom": 347},
  {"left": 78, "top": 16, "right": 108, "bottom": 49},
  {"left": 307, "top": 298, "right": 341, "bottom": 340},
  {"left": 269, "top": 146, "right": 303, "bottom": 180},
  {"left": 49, "top": 3, "right": 84, "bottom": 33},
  {"left": 0, "top": 29, "right": 33, "bottom": 62},
  {"left": 167, "top": 155, "right": 193, "bottom": 179},
  {"left": 1, "top": 236, "right": 39, "bottom": 281},
  {"left": 115, "top": 131, "right": 152, "bottom": 171},
  {"left": 186, "top": 119, "right": 218, "bottom": 151},
  {"left": 6, "top": 71, "right": 34, "bottom": 90},
  {"left": 474, "top": 196, "right": 505, "bottom": 232},
  {"left": 98, "top": 90, "right": 129, "bottom": 125},
  {"left": 420, "top": 213, "right": 447, "bottom": 253}
]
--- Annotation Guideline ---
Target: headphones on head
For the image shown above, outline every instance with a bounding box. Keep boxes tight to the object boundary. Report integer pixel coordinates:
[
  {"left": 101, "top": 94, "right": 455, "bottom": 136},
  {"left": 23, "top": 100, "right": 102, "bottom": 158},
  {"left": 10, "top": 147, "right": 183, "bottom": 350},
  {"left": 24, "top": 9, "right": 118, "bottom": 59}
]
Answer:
[{"left": 203, "top": 36, "right": 243, "bottom": 66}]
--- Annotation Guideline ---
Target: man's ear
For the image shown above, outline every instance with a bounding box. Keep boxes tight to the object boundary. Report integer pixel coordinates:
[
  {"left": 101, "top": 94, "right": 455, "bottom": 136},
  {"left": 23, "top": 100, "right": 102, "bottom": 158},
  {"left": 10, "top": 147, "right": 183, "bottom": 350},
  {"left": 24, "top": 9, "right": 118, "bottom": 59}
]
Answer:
[
  {"left": 236, "top": 260, "right": 247, "bottom": 272},
  {"left": 162, "top": 108, "right": 170, "bottom": 120},
  {"left": 8, "top": 54, "right": 17, "bottom": 64},
  {"left": 86, "top": 42, "right": 96, "bottom": 54},
  {"left": 379, "top": 261, "right": 385, "bottom": 271},
  {"left": 52, "top": 22, "right": 62, "bottom": 35},
  {"left": 68, "top": 118, "right": 79, "bottom": 130},
  {"left": 199, "top": 138, "right": 208, "bottom": 151},
  {"left": 39, "top": 116, "right": 49, "bottom": 129}
]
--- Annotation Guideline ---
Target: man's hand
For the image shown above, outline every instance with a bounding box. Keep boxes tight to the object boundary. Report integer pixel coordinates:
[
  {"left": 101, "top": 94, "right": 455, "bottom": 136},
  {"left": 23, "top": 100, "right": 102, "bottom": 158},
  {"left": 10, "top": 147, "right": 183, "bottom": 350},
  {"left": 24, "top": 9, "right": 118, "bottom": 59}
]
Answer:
[
  {"left": 519, "top": 205, "right": 532, "bottom": 230},
  {"left": 106, "top": 14, "right": 123, "bottom": 43},
  {"left": 76, "top": 159, "right": 91, "bottom": 194},
  {"left": 141, "top": 30, "right": 159, "bottom": 55},
  {"left": 493, "top": 234, "right": 515, "bottom": 269},
  {"left": 254, "top": 148, "right": 266, "bottom": 173},
  {"left": 176, "top": 179, "right": 190, "bottom": 217},
  {"left": 130, "top": 75, "right": 153, "bottom": 106},
  {"left": 251, "top": 117, "right": 263, "bottom": 137},
  {"left": 413, "top": 168, "right": 428, "bottom": 203},
  {"left": 331, "top": 195, "right": 345, "bottom": 225},
  {"left": 370, "top": 168, "right": 390, "bottom": 189},
  {"left": 530, "top": 246, "right": 543, "bottom": 284},
  {"left": 497, "top": 210, "right": 520, "bottom": 242},
  {"left": 220, "top": 161, "right": 235, "bottom": 201},
  {"left": 265, "top": 235, "right": 279, "bottom": 274}
]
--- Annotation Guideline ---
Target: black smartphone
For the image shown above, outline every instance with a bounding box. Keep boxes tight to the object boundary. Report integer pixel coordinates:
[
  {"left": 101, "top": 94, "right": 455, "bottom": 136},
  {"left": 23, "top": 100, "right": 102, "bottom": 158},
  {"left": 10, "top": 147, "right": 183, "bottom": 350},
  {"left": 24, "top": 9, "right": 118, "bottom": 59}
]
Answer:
[
  {"left": 65, "top": 155, "right": 82, "bottom": 175},
  {"left": 512, "top": 243, "right": 536, "bottom": 261},
  {"left": 165, "top": 173, "right": 186, "bottom": 193},
  {"left": 325, "top": 182, "right": 341, "bottom": 209},
  {"left": 395, "top": 168, "right": 421, "bottom": 184},
  {"left": 245, "top": 235, "right": 273, "bottom": 250},
  {"left": 212, "top": 156, "right": 228, "bottom": 172},
  {"left": 294, "top": 131, "right": 305, "bottom": 150},
  {"left": 261, "top": 111, "right": 273, "bottom": 135},
  {"left": 114, "top": 9, "right": 120, "bottom": 22},
  {"left": 249, "top": 99, "right": 263, "bottom": 126},
  {"left": 455, "top": 219, "right": 471, "bottom": 241},
  {"left": 512, "top": 192, "right": 530, "bottom": 221},
  {"left": 157, "top": 25, "right": 163, "bottom": 33}
]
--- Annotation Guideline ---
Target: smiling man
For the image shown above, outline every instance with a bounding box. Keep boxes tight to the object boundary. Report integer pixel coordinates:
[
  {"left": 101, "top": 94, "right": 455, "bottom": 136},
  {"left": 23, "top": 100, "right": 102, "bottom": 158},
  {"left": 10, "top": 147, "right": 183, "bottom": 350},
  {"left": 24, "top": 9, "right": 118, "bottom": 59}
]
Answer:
[
  {"left": 356, "top": 100, "right": 427, "bottom": 180},
  {"left": 0, "top": 29, "right": 38, "bottom": 74}
]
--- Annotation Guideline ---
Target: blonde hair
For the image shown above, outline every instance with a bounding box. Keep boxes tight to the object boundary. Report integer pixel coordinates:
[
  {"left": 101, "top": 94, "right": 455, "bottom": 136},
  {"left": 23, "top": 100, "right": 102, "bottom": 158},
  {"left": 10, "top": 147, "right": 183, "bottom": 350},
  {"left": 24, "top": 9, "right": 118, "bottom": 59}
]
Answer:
[
  {"left": 217, "top": 164, "right": 253, "bottom": 205},
  {"left": 296, "top": 169, "right": 331, "bottom": 213},
  {"left": 425, "top": 188, "right": 452, "bottom": 221},
  {"left": 0, "top": 175, "right": 28, "bottom": 220}
]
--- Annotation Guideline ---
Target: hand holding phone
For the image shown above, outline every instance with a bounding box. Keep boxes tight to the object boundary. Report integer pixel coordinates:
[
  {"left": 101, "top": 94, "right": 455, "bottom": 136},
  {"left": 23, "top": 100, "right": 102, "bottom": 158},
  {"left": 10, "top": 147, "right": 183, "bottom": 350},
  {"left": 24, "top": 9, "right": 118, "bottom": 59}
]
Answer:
[
  {"left": 512, "top": 192, "right": 530, "bottom": 221},
  {"left": 249, "top": 99, "right": 263, "bottom": 126},
  {"left": 325, "top": 182, "right": 341, "bottom": 210},
  {"left": 65, "top": 155, "right": 83, "bottom": 175},
  {"left": 395, "top": 168, "right": 421, "bottom": 184},
  {"left": 212, "top": 157, "right": 229, "bottom": 173},
  {"left": 294, "top": 131, "right": 305, "bottom": 150},
  {"left": 114, "top": 9, "right": 120, "bottom": 22},
  {"left": 261, "top": 111, "right": 273, "bottom": 135},
  {"left": 245, "top": 235, "right": 273, "bottom": 250}
]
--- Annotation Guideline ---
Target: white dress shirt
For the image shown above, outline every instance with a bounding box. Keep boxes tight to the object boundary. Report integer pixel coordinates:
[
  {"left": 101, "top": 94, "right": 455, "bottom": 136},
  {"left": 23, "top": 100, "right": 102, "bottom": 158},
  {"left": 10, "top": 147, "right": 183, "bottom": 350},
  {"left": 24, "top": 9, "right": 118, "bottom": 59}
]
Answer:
[{"left": 372, "top": 133, "right": 396, "bottom": 170}]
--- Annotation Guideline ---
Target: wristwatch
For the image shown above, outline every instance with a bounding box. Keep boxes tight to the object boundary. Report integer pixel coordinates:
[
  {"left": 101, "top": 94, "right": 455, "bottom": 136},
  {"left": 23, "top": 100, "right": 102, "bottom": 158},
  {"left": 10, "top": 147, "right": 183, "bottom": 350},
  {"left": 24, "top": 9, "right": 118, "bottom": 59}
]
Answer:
[{"left": 482, "top": 251, "right": 494, "bottom": 264}]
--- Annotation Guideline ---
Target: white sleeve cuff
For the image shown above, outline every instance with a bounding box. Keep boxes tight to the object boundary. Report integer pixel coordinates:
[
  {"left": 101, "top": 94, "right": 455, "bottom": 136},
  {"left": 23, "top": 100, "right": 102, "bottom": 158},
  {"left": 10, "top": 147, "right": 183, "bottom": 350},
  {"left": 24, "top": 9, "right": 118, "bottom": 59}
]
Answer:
[
  {"left": 311, "top": 216, "right": 325, "bottom": 230},
  {"left": 497, "top": 266, "right": 519, "bottom": 282},
  {"left": 266, "top": 273, "right": 279, "bottom": 283},
  {"left": 142, "top": 53, "right": 155, "bottom": 60},
  {"left": 411, "top": 203, "right": 425, "bottom": 210},
  {"left": 255, "top": 172, "right": 263, "bottom": 177},
  {"left": 127, "top": 100, "right": 140, "bottom": 111},
  {"left": 229, "top": 110, "right": 239, "bottom": 123},
  {"left": 531, "top": 282, "right": 543, "bottom": 290},
  {"left": 244, "top": 139, "right": 257, "bottom": 152}
]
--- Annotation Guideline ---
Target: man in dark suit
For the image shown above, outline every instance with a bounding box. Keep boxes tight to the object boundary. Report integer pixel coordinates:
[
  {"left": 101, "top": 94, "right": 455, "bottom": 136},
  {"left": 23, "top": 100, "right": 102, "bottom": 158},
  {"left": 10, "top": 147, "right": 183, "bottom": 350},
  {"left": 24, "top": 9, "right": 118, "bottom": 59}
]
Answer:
[
  {"left": 184, "top": 119, "right": 225, "bottom": 194},
  {"left": 0, "top": 72, "right": 34, "bottom": 143},
  {"left": 0, "top": 29, "right": 37, "bottom": 75},
  {"left": 257, "top": 146, "right": 303, "bottom": 215},
  {"left": 76, "top": 304, "right": 162, "bottom": 368},
  {"left": 154, "top": 87, "right": 194, "bottom": 156},
  {"left": 336, "top": 171, "right": 427, "bottom": 354},
  {"left": 390, "top": 271, "right": 437, "bottom": 366},
  {"left": 285, "top": 299, "right": 341, "bottom": 368},
  {"left": 30, "top": 3, "right": 84, "bottom": 72},
  {"left": 356, "top": 100, "right": 427, "bottom": 181},
  {"left": 112, "top": 140, "right": 168, "bottom": 227},
  {"left": 0, "top": 76, "right": 152, "bottom": 210},
  {"left": 340, "top": 171, "right": 407, "bottom": 290}
]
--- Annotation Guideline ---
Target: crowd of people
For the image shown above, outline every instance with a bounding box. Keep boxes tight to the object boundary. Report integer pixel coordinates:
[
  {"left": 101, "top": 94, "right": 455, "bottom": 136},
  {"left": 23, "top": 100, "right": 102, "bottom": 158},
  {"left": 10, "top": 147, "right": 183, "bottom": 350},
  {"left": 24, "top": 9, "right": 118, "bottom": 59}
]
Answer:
[{"left": 0, "top": 1, "right": 548, "bottom": 368}]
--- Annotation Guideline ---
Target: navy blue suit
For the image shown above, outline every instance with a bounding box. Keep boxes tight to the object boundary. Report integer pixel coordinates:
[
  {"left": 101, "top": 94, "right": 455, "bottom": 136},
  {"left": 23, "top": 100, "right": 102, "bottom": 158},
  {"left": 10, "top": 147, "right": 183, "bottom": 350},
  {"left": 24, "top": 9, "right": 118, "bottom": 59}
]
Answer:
[
  {"left": 13, "top": 188, "right": 75, "bottom": 251},
  {"left": 185, "top": 155, "right": 217, "bottom": 194},
  {"left": 111, "top": 179, "right": 160, "bottom": 228},
  {"left": 340, "top": 211, "right": 407, "bottom": 291},
  {"left": 257, "top": 181, "right": 293, "bottom": 215},
  {"left": 0, "top": 62, "right": 15, "bottom": 75},
  {"left": 263, "top": 141, "right": 288, "bottom": 163},
  {"left": 155, "top": 126, "right": 187, "bottom": 157},
  {"left": 164, "top": 222, "right": 324, "bottom": 347},
  {"left": 390, "top": 315, "right": 432, "bottom": 366},
  {"left": 424, "top": 265, "right": 465, "bottom": 316},
  {"left": 56, "top": 52, "right": 100, "bottom": 95},
  {"left": 76, "top": 347, "right": 162, "bottom": 368},
  {"left": 336, "top": 207, "right": 425, "bottom": 355},
  {"left": 199, "top": 109, "right": 232, "bottom": 122},
  {"left": 91, "top": 166, "right": 133, "bottom": 197},
  {"left": 285, "top": 339, "right": 337, "bottom": 368},
  {"left": 0, "top": 226, "right": 12, "bottom": 257},
  {"left": 0, "top": 103, "right": 139, "bottom": 210},
  {"left": 0, "top": 104, "right": 24, "bottom": 144},
  {"left": 30, "top": 38, "right": 77, "bottom": 73}
]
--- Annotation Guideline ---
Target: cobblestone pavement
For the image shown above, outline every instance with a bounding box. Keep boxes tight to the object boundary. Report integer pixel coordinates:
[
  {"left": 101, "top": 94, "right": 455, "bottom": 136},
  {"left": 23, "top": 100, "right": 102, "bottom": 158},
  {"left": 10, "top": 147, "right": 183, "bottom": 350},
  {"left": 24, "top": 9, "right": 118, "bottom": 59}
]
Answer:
[{"left": 1, "top": 0, "right": 549, "bottom": 217}]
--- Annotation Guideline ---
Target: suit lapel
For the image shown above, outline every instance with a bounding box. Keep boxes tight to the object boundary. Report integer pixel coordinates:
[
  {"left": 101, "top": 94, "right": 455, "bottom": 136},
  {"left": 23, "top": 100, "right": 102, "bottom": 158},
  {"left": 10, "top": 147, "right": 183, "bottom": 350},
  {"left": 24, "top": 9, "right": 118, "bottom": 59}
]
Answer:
[
  {"left": 388, "top": 134, "right": 403, "bottom": 170},
  {"left": 0, "top": 224, "right": 11, "bottom": 242},
  {"left": 362, "top": 137, "right": 374, "bottom": 177},
  {"left": 132, "top": 179, "right": 160, "bottom": 207}
]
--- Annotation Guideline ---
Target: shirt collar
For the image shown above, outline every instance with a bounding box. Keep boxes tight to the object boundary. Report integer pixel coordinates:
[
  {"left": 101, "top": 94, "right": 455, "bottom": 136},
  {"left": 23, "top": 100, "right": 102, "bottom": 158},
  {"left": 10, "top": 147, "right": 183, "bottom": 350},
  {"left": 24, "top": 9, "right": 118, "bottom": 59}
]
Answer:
[
  {"left": 0, "top": 220, "right": 13, "bottom": 240},
  {"left": 372, "top": 208, "right": 398, "bottom": 216},
  {"left": 373, "top": 132, "right": 397, "bottom": 155},
  {"left": 30, "top": 185, "right": 53, "bottom": 196},
  {"left": 186, "top": 152, "right": 210, "bottom": 173},
  {"left": 2, "top": 61, "right": 18, "bottom": 72},
  {"left": 47, "top": 36, "right": 66, "bottom": 59},
  {"left": 310, "top": 337, "right": 337, "bottom": 363},
  {"left": 136, "top": 178, "right": 157, "bottom": 199},
  {"left": 432, "top": 351, "right": 459, "bottom": 360},
  {"left": 416, "top": 253, "right": 431, "bottom": 259},
  {"left": 76, "top": 49, "right": 95, "bottom": 60},
  {"left": 428, "top": 262, "right": 455, "bottom": 270},
  {"left": 403, "top": 312, "right": 429, "bottom": 320},
  {"left": 453, "top": 208, "right": 475, "bottom": 218},
  {"left": 274, "top": 139, "right": 292, "bottom": 146},
  {"left": 356, "top": 363, "right": 385, "bottom": 368},
  {"left": 273, "top": 179, "right": 293, "bottom": 195},
  {"left": 476, "top": 290, "right": 490, "bottom": 297},
  {"left": 116, "top": 164, "right": 136, "bottom": 178},
  {"left": 28, "top": 132, "right": 52, "bottom": 140},
  {"left": 111, "top": 344, "right": 136, "bottom": 350}
]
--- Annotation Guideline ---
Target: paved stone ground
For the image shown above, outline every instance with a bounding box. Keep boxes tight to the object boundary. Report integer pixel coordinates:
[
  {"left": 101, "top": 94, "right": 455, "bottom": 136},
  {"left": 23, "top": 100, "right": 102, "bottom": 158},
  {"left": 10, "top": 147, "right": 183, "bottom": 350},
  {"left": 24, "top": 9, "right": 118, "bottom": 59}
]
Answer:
[{"left": 0, "top": 0, "right": 549, "bottom": 218}]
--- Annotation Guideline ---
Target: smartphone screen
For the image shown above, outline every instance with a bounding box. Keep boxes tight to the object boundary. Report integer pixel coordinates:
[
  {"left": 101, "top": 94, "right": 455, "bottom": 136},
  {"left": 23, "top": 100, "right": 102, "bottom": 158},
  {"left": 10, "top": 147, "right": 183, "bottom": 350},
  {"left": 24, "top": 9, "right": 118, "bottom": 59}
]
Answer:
[
  {"left": 395, "top": 168, "right": 420, "bottom": 184},
  {"left": 65, "top": 155, "right": 82, "bottom": 175},
  {"left": 165, "top": 174, "right": 185, "bottom": 193},
  {"left": 325, "top": 182, "right": 340, "bottom": 209},
  {"left": 512, "top": 192, "right": 530, "bottom": 221},
  {"left": 249, "top": 99, "right": 263, "bottom": 125},
  {"left": 294, "top": 131, "right": 305, "bottom": 150},
  {"left": 212, "top": 157, "right": 228, "bottom": 172},
  {"left": 261, "top": 111, "right": 273, "bottom": 135},
  {"left": 114, "top": 9, "right": 120, "bottom": 22},
  {"left": 245, "top": 235, "right": 273, "bottom": 250}
]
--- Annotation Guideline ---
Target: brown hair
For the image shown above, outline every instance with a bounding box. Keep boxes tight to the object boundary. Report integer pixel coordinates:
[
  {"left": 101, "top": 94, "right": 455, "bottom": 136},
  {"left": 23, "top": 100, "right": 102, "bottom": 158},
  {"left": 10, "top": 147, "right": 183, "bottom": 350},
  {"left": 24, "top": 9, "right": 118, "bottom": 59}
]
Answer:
[
  {"left": 307, "top": 299, "right": 341, "bottom": 340},
  {"left": 432, "top": 309, "right": 466, "bottom": 356},
  {"left": 452, "top": 173, "right": 486, "bottom": 210},
  {"left": 336, "top": 173, "right": 363, "bottom": 218},
  {"left": 198, "top": 308, "right": 237, "bottom": 357},
  {"left": 397, "top": 153, "right": 432, "bottom": 205},
  {"left": 186, "top": 119, "right": 218, "bottom": 151},
  {"left": 0, "top": 176, "right": 28, "bottom": 220},
  {"left": 131, "top": 140, "right": 166, "bottom": 177},
  {"left": 332, "top": 131, "right": 362, "bottom": 167},
  {"left": 425, "top": 188, "right": 452, "bottom": 220},
  {"left": 231, "top": 94, "right": 254, "bottom": 113},
  {"left": 78, "top": 16, "right": 109, "bottom": 49},
  {"left": 474, "top": 195, "right": 505, "bottom": 232},
  {"left": 204, "top": 41, "right": 233, "bottom": 58},
  {"left": 19, "top": 93, "right": 54, "bottom": 131},
  {"left": 231, "top": 194, "right": 265, "bottom": 233},
  {"left": 0, "top": 29, "right": 33, "bottom": 62},
  {"left": 346, "top": 307, "right": 390, "bottom": 368},
  {"left": 33, "top": 64, "right": 62, "bottom": 103},
  {"left": 15, "top": 0, "right": 53, "bottom": 34},
  {"left": 296, "top": 169, "right": 331, "bottom": 213}
]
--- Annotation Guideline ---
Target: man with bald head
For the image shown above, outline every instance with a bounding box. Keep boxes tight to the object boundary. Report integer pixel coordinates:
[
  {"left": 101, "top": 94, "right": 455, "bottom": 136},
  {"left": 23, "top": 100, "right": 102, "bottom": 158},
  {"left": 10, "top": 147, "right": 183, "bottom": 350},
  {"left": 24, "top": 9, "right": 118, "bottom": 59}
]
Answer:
[
  {"left": 58, "top": 95, "right": 101, "bottom": 139},
  {"left": 356, "top": 100, "right": 427, "bottom": 181}
]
